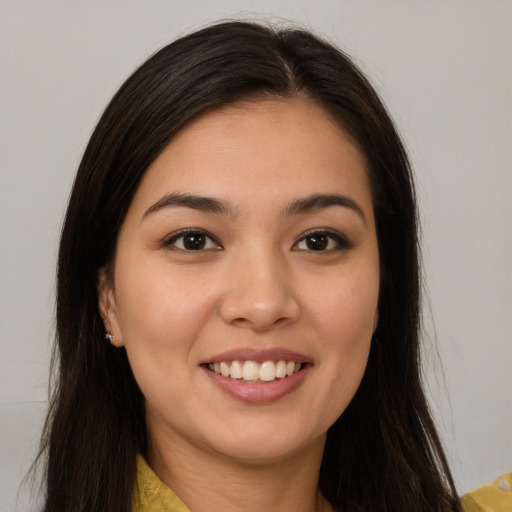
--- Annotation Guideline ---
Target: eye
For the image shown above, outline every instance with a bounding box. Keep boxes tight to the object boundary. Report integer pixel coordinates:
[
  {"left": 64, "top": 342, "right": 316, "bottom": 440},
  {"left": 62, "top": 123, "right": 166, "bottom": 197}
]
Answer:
[
  {"left": 163, "top": 229, "right": 221, "bottom": 251},
  {"left": 294, "top": 230, "right": 352, "bottom": 252}
]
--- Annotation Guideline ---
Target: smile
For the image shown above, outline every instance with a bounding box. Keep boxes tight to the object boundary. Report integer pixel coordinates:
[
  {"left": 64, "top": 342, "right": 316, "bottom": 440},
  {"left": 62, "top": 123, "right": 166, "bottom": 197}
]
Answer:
[{"left": 207, "top": 360, "right": 302, "bottom": 382}]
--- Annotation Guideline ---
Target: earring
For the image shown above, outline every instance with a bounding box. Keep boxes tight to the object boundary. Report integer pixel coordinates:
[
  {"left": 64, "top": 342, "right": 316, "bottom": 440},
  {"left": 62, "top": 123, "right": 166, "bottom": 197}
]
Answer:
[{"left": 105, "top": 332, "right": 115, "bottom": 342}]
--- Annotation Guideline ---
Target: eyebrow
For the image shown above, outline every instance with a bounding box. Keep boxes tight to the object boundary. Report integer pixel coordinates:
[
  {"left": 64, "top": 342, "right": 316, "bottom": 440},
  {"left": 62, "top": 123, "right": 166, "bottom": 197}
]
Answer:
[
  {"left": 284, "top": 194, "right": 366, "bottom": 223},
  {"left": 142, "top": 192, "right": 236, "bottom": 220},
  {"left": 142, "top": 192, "right": 366, "bottom": 223}
]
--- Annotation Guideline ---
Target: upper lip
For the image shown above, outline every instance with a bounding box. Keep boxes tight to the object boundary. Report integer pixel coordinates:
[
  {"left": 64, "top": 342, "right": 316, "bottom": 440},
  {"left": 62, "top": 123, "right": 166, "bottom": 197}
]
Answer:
[{"left": 201, "top": 347, "right": 312, "bottom": 365}]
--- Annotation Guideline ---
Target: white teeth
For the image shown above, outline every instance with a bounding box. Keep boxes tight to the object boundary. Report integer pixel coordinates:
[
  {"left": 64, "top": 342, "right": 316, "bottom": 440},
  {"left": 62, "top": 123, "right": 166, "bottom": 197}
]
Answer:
[
  {"left": 220, "top": 362, "right": 230, "bottom": 377},
  {"left": 275, "top": 360, "right": 287, "bottom": 378},
  {"left": 230, "top": 360, "right": 243, "bottom": 379},
  {"left": 207, "top": 359, "right": 303, "bottom": 382},
  {"left": 242, "top": 361, "right": 260, "bottom": 381},
  {"left": 259, "top": 361, "right": 276, "bottom": 382}
]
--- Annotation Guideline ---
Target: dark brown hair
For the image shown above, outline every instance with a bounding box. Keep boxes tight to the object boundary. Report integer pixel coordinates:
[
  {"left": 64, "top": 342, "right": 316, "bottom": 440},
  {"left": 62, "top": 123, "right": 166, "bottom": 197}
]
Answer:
[{"left": 38, "top": 21, "right": 461, "bottom": 511}]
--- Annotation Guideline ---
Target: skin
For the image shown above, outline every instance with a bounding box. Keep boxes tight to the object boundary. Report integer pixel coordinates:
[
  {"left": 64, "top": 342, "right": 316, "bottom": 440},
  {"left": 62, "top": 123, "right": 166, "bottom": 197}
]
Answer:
[{"left": 99, "top": 98, "right": 380, "bottom": 512}]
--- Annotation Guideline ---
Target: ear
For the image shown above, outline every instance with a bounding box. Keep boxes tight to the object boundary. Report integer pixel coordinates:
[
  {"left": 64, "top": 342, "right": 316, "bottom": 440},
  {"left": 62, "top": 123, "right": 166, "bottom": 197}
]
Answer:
[{"left": 97, "top": 268, "right": 124, "bottom": 347}]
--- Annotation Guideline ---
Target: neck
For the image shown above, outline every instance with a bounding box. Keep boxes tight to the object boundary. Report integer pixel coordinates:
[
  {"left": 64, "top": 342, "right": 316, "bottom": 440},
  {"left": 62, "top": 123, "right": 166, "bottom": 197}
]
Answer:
[{"left": 146, "top": 432, "right": 332, "bottom": 512}]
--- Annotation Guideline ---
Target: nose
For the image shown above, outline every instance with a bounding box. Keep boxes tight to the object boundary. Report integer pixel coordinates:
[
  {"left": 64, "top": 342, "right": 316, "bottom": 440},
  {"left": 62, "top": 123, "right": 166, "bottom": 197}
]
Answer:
[{"left": 219, "top": 250, "right": 300, "bottom": 332}]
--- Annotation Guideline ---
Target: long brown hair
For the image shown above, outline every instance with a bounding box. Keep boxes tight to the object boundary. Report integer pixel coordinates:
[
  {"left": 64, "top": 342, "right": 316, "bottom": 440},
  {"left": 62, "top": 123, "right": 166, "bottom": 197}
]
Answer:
[{"left": 38, "top": 21, "right": 461, "bottom": 511}]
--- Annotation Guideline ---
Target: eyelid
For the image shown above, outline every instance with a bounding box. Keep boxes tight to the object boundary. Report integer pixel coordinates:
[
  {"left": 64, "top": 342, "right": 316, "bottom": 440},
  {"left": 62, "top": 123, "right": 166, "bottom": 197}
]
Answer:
[
  {"left": 162, "top": 228, "right": 223, "bottom": 250},
  {"left": 294, "top": 228, "right": 353, "bottom": 251}
]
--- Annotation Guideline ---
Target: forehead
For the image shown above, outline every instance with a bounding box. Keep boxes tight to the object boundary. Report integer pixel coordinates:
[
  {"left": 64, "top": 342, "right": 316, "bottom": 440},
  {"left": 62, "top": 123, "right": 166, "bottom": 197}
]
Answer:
[{"left": 128, "top": 98, "right": 373, "bottom": 217}]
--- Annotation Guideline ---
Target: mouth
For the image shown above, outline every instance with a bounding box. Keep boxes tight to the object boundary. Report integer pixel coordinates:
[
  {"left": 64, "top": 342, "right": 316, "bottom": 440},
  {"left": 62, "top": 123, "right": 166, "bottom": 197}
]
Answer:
[{"left": 205, "top": 360, "right": 304, "bottom": 383}]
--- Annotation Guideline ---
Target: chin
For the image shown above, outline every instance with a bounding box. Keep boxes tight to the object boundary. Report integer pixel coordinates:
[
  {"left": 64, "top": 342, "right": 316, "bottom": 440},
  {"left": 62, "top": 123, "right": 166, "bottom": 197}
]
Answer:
[{"left": 205, "top": 428, "right": 325, "bottom": 465}]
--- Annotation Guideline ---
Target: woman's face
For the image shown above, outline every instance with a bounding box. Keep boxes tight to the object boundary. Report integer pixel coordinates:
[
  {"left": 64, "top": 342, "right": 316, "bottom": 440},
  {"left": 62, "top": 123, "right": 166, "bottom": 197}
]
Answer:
[{"left": 100, "top": 98, "right": 380, "bottom": 464}]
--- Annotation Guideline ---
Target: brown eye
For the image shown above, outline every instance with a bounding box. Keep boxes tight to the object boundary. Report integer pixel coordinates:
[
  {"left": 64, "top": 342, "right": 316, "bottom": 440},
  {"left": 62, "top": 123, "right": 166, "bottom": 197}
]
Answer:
[
  {"left": 304, "top": 233, "right": 328, "bottom": 250},
  {"left": 295, "top": 230, "right": 351, "bottom": 252},
  {"left": 165, "top": 230, "right": 221, "bottom": 251},
  {"left": 182, "top": 233, "right": 207, "bottom": 250}
]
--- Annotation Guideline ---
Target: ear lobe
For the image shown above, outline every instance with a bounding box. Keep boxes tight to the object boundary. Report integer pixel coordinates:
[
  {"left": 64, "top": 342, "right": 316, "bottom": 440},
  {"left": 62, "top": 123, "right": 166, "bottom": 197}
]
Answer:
[{"left": 97, "top": 268, "right": 124, "bottom": 347}]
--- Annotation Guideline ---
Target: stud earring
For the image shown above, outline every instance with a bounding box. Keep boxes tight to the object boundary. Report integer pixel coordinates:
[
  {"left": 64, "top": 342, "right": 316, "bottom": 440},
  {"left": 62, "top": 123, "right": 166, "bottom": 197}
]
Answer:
[{"left": 105, "top": 332, "right": 115, "bottom": 342}]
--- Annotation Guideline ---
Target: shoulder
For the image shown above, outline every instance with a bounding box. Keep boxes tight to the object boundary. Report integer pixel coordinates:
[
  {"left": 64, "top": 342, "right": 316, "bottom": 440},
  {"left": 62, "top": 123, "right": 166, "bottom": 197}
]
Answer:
[
  {"left": 461, "top": 473, "right": 512, "bottom": 512},
  {"left": 133, "top": 454, "right": 191, "bottom": 512}
]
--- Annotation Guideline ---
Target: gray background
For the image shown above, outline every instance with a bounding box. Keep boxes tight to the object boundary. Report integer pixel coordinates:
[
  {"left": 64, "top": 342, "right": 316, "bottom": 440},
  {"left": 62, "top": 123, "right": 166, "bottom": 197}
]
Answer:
[{"left": 1, "top": 1, "right": 511, "bottom": 510}]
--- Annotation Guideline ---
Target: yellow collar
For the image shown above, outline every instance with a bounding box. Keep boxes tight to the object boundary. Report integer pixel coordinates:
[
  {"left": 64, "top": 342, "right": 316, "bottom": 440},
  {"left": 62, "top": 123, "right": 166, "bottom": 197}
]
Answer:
[
  {"left": 133, "top": 454, "right": 190, "bottom": 512},
  {"left": 133, "top": 453, "right": 511, "bottom": 512}
]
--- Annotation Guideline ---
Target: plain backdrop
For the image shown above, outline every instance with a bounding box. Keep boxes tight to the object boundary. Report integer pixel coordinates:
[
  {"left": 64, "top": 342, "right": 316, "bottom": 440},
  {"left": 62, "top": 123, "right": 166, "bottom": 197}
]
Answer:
[{"left": 1, "top": 1, "right": 511, "bottom": 510}]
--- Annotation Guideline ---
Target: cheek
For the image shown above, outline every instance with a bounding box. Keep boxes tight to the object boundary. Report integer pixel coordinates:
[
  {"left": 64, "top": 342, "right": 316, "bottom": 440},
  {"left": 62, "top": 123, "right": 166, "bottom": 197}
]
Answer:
[
  {"left": 113, "top": 270, "right": 215, "bottom": 410},
  {"left": 305, "top": 265, "right": 378, "bottom": 409},
  {"left": 113, "top": 259, "right": 218, "bottom": 366},
  {"left": 118, "top": 254, "right": 205, "bottom": 320},
  {"left": 310, "top": 265, "right": 379, "bottom": 344}
]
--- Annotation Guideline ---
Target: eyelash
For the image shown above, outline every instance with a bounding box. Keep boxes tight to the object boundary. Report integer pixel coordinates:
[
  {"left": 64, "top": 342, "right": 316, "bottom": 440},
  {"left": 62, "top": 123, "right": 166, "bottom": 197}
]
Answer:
[
  {"left": 162, "top": 228, "right": 352, "bottom": 252},
  {"left": 163, "top": 229, "right": 222, "bottom": 251},
  {"left": 294, "top": 229, "right": 353, "bottom": 252}
]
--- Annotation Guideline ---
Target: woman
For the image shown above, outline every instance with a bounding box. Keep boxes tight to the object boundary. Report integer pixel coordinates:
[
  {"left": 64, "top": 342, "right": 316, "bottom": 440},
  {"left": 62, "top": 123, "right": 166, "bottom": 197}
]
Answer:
[{"left": 37, "top": 21, "right": 507, "bottom": 512}]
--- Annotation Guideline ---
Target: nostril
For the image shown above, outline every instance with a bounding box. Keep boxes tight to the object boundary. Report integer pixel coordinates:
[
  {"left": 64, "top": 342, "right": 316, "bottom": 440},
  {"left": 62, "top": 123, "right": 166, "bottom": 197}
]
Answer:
[{"left": 230, "top": 317, "right": 252, "bottom": 328}]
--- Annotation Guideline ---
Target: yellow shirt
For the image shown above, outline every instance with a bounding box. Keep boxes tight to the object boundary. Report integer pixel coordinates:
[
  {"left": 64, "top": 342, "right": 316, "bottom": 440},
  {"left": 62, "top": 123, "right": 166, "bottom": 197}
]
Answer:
[
  {"left": 133, "top": 455, "right": 511, "bottom": 512},
  {"left": 133, "top": 455, "right": 189, "bottom": 512},
  {"left": 460, "top": 473, "right": 512, "bottom": 512}
]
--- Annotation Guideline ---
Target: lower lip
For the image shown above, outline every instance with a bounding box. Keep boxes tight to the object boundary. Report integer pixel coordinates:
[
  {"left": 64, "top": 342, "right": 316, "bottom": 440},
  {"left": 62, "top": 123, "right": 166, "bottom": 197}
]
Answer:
[{"left": 202, "top": 365, "right": 309, "bottom": 404}]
